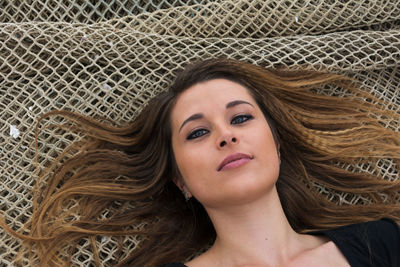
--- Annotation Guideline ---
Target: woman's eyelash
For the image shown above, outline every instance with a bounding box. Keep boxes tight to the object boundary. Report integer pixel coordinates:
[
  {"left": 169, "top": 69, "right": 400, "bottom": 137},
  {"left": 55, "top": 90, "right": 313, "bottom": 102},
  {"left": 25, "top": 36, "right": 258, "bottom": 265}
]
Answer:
[
  {"left": 231, "top": 114, "right": 254, "bottom": 124},
  {"left": 186, "top": 114, "right": 254, "bottom": 140},
  {"left": 186, "top": 129, "right": 209, "bottom": 140}
]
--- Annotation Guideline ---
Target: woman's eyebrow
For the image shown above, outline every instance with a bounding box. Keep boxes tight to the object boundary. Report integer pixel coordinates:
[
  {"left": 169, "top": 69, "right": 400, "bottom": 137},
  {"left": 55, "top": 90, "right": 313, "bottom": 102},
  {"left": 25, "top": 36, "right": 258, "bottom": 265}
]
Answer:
[
  {"left": 179, "top": 113, "right": 203, "bottom": 132},
  {"left": 226, "top": 100, "right": 254, "bottom": 109},
  {"left": 179, "top": 100, "right": 254, "bottom": 132}
]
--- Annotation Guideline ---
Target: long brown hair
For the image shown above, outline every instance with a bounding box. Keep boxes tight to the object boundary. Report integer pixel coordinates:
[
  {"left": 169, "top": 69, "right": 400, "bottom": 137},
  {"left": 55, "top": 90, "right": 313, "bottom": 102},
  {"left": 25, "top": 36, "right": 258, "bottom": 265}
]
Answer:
[{"left": 1, "top": 58, "right": 399, "bottom": 266}]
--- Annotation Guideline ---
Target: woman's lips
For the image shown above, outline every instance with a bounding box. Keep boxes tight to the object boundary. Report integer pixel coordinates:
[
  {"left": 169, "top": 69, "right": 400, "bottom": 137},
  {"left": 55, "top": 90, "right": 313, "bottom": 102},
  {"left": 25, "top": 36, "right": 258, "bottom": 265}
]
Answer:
[{"left": 217, "top": 153, "right": 253, "bottom": 171}]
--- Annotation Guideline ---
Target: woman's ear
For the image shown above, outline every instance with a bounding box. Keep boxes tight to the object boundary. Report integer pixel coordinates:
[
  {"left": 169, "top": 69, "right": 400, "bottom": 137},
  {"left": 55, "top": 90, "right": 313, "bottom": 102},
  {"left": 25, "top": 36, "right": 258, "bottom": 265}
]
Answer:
[
  {"left": 173, "top": 177, "right": 192, "bottom": 200},
  {"left": 172, "top": 177, "right": 185, "bottom": 191}
]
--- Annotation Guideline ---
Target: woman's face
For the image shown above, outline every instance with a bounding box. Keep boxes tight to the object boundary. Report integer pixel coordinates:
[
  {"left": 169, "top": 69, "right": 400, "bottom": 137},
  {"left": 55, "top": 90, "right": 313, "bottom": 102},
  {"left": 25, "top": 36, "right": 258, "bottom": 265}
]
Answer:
[{"left": 171, "top": 79, "right": 280, "bottom": 209}]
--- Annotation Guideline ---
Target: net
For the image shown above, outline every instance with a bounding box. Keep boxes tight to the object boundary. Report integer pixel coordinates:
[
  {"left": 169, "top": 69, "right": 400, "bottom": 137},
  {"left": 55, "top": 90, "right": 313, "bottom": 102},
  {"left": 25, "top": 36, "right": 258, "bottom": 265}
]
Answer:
[{"left": 1, "top": 0, "right": 399, "bottom": 265}]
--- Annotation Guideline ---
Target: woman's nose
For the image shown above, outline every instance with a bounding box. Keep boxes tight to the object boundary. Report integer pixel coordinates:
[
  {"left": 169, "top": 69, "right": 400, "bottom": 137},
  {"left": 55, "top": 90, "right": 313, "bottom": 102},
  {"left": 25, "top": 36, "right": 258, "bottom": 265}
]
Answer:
[
  {"left": 217, "top": 132, "right": 238, "bottom": 148},
  {"left": 219, "top": 137, "right": 237, "bottom": 147}
]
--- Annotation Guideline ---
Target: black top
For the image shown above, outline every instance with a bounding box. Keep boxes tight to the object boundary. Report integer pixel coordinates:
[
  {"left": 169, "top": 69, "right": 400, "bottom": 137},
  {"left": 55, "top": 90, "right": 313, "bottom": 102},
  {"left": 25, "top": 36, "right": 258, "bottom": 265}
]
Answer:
[{"left": 162, "top": 218, "right": 400, "bottom": 267}]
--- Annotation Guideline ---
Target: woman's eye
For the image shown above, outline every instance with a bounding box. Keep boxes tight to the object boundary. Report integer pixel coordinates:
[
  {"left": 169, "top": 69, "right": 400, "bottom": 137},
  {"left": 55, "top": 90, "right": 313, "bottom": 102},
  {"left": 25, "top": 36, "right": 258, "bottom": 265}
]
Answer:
[
  {"left": 187, "top": 129, "right": 209, "bottom": 140},
  {"left": 231, "top": 114, "right": 253, "bottom": 125}
]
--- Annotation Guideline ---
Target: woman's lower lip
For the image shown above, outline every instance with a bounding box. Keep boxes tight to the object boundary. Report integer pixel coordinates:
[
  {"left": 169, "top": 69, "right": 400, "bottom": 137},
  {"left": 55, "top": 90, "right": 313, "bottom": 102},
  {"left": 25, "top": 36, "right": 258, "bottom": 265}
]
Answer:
[{"left": 219, "top": 158, "right": 251, "bottom": 171}]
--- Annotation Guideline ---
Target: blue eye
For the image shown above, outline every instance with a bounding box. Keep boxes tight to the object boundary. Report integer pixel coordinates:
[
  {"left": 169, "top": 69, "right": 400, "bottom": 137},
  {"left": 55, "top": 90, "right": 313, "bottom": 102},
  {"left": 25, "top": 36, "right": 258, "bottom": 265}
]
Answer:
[
  {"left": 187, "top": 129, "right": 209, "bottom": 140},
  {"left": 231, "top": 114, "right": 253, "bottom": 125}
]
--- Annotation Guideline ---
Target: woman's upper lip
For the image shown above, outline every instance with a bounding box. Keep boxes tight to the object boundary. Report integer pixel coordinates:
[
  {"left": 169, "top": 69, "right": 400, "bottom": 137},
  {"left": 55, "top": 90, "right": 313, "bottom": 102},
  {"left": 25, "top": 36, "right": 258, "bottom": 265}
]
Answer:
[{"left": 217, "top": 153, "right": 253, "bottom": 171}]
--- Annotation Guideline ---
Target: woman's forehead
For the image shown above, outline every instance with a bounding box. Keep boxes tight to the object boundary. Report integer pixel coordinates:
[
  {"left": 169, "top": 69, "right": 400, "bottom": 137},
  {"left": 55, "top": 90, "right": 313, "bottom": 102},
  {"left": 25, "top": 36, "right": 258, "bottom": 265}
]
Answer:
[{"left": 172, "top": 79, "right": 255, "bottom": 113}]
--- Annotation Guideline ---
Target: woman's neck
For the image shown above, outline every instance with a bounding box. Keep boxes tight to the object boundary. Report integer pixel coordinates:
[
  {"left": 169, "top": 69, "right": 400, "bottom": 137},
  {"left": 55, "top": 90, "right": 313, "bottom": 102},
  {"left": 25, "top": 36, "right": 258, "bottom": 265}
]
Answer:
[{"left": 200, "top": 187, "right": 323, "bottom": 267}]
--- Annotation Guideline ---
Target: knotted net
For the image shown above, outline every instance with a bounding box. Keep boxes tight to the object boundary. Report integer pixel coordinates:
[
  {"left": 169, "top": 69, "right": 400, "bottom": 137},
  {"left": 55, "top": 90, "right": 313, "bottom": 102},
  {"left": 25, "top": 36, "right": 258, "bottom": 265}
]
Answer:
[{"left": 1, "top": 0, "right": 399, "bottom": 265}]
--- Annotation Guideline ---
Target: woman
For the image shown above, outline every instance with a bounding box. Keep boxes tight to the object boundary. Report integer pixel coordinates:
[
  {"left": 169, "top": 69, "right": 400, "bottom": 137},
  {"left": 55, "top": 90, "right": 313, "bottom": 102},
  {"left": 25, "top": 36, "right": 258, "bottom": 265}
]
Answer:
[{"left": 1, "top": 58, "right": 400, "bottom": 266}]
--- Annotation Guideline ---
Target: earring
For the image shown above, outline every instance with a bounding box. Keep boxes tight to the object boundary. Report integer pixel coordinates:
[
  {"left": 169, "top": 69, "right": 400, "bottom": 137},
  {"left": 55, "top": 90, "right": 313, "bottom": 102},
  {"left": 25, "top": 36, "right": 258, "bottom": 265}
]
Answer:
[{"left": 183, "top": 191, "right": 190, "bottom": 201}]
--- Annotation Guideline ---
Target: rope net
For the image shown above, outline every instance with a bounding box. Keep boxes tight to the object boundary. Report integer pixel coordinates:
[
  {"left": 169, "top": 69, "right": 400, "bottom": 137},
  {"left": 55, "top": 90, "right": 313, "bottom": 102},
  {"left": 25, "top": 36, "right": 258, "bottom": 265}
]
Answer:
[{"left": 1, "top": 0, "right": 399, "bottom": 265}]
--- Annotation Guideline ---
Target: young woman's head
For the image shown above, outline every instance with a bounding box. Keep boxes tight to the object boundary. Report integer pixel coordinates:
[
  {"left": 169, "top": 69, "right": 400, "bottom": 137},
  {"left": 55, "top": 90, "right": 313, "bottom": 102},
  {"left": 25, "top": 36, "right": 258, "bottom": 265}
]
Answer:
[
  {"left": 163, "top": 59, "right": 283, "bottom": 209},
  {"left": 171, "top": 78, "right": 280, "bottom": 209},
  {"left": 3, "top": 58, "right": 399, "bottom": 267}
]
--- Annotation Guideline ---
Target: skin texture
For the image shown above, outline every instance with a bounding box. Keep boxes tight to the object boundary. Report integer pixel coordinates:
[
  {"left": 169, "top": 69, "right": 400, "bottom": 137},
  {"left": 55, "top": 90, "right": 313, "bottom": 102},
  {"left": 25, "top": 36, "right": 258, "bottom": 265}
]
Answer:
[{"left": 170, "top": 79, "right": 350, "bottom": 266}]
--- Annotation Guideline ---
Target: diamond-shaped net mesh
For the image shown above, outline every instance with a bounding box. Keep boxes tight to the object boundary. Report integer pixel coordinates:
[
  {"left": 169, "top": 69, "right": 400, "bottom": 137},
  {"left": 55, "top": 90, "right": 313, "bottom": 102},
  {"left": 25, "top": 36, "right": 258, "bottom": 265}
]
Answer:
[{"left": 1, "top": 0, "right": 399, "bottom": 265}]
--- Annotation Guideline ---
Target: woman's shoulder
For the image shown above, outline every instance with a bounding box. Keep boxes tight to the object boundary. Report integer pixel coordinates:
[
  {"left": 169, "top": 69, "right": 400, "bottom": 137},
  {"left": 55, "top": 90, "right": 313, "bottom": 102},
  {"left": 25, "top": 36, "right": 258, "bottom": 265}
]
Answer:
[
  {"left": 316, "top": 218, "right": 400, "bottom": 267},
  {"left": 163, "top": 219, "right": 399, "bottom": 267}
]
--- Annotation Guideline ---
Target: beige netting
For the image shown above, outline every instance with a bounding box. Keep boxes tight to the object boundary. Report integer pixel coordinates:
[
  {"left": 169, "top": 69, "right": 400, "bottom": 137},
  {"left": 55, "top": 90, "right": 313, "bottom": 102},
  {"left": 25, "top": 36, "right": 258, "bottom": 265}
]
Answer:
[{"left": 1, "top": 0, "right": 400, "bottom": 265}]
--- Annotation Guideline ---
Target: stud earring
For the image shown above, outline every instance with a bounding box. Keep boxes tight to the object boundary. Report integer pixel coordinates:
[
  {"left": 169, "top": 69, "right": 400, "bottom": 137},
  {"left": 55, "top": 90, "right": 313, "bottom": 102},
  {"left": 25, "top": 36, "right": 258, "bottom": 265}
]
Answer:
[{"left": 183, "top": 191, "right": 190, "bottom": 201}]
